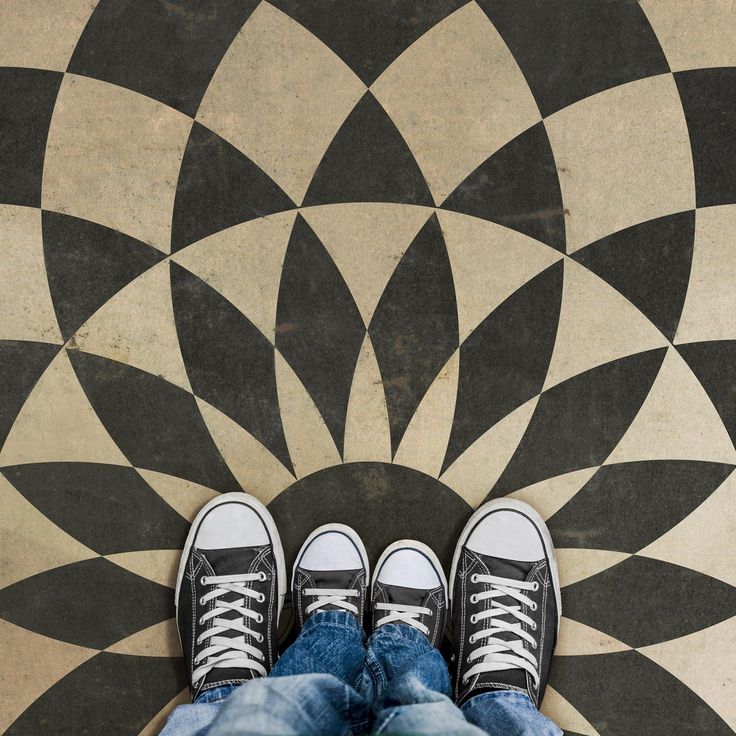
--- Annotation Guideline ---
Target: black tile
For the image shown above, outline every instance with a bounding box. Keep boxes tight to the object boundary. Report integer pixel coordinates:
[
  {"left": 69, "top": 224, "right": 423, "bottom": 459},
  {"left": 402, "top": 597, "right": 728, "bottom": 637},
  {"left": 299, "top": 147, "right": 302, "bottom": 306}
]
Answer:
[
  {"left": 171, "top": 122, "right": 294, "bottom": 252},
  {"left": 0, "top": 68, "right": 62, "bottom": 207},
  {"left": 0, "top": 558, "right": 172, "bottom": 649},
  {"left": 547, "top": 461, "right": 734, "bottom": 552},
  {"left": 550, "top": 651, "right": 733, "bottom": 736},
  {"left": 0, "top": 341, "right": 58, "bottom": 448},
  {"left": 171, "top": 263, "right": 292, "bottom": 472},
  {"left": 369, "top": 214, "right": 458, "bottom": 454},
  {"left": 562, "top": 556, "right": 736, "bottom": 647},
  {"left": 442, "top": 123, "right": 566, "bottom": 251},
  {"left": 68, "top": 350, "right": 241, "bottom": 492},
  {"left": 477, "top": 0, "right": 669, "bottom": 116},
  {"left": 676, "top": 68, "right": 736, "bottom": 208},
  {"left": 43, "top": 212, "right": 164, "bottom": 340},
  {"left": 492, "top": 348, "right": 667, "bottom": 495},
  {"left": 268, "top": 0, "right": 467, "bottom": 86},
  {"left": 302, "top": 92, "right": 433, "bottom": 207},
  {"left": 6, "top": 653, "right": 186, "bottom": 736},
  {"left": 443, "top": 262, "right": 563, "bottom": 472},
  {"left": 677, "top": 340, "right": 736, "bottom": 447},
  {"left": 1, "top": 463, "right": 189, "bottom": 554},
  {"left": 573, "top": 211, "right": 695, "bottom": 340},
  {"left": 275, "top": 216, "right": 365, "bottom": 456},
  {"left": 268, "top": 462, "right": 471, "bottom": 571},
  {"left": 67, "top": 0, "right": 260, "bottom": 116}
]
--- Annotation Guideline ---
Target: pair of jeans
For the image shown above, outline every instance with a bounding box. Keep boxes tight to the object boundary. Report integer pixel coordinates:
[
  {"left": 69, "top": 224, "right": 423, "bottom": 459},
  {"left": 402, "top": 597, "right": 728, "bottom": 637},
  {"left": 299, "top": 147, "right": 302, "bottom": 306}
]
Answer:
[{"left": 161, "top": 610, "right": 562, "bottom": 735}]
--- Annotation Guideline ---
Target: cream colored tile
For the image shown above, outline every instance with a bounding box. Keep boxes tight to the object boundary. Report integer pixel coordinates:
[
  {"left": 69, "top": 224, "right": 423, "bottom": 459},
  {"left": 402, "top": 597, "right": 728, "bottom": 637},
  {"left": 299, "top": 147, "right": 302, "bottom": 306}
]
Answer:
[
  {"left": 0, "top": 205, "right": 62, "bottom": 344},
  {"left": 135, "top": 469, "right": 219, "bottom": 522},
  {"left": 171, "top": 212, "right": 297, "bottom": 343},
  {"left": 440, "top": 395, "right": 539, "bottom": 508},
  {"left": 43, "top": 74, "right": 192, "bottom": 253},
  {"left": 546, "top": 74, "right": 695, "bottom": 253},
  {"left": 556, "top": 617, "right": 631, "bottom": 656},
  {"left": 541, "top": 685, "right": 600, "bottom": 736},
  {"left": 639, "top": 470, "right": 736, "bottom": 587},
  {"left": 556, "top": 548, "right": 631, "bottom": 588},
  {"left": 508, "top": 467, "right": 600, "bottom": 521},
  {"left": 641, "top": 0, "right": 736, "bottom": 72},
  {"left": 544, "top": 259, "right": 668, "bottom": 389},
  {"left": 195, "top": 397, "right": 294, "bottom": 504},
  {"left": 138, "top": 689, "right": 189, "bottom": 736},
  {"left": 639, "top": 616, "right": 736, "bottom": 730},
  {"left": 0, "top": 474, "right": 95, "bottom": 589},
  {"left": 675, "top": 205, "right": 736, "bottom": 343},
  {"left": 605, "top": 347, "right": 736, "bottom": 465},
  {"left": 73, "top": 261, "right": 191, "bottom": 392},
  {"left": 0, "top": 350, "right": 130, "bottom": 467},
  {"left": 197, "top": 2, "right": 365, "bottom": 204},
  {"left": 395, "top": 351, "right": 459, "bottom": 478},
  {"left": 438, "top": 210, "right": 562, "bottom": 342},
  {"left": 274, "top": 351, "right": 341, "bottom": 478},
  {"left": 301, "top": 203, "right": 432, "bottom": 325},
  {"left": 372, "top": 2, "right": 540, "bottom": 205},
  {"left": 0, "top": 619, "right": 97, "bottom": 733},
  {"left": 344, "top": 335, "right": 391, "bottom": 463},
  {"left": 105, "top": 619, "right": 179, "bottom": 658},
  {"left": 105, "top": 549, "right": 180, "bottom": 589},
  {"left": 0, "top": 0, "right": 97, "bottom": 71}
]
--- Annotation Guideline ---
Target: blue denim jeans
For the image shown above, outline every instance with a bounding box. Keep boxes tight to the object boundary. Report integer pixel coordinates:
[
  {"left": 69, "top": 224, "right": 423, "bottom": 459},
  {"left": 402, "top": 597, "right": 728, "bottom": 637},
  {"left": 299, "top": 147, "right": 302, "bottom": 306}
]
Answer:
[{"left": 160, "top": 611, "right": 562, "bottom": 735}]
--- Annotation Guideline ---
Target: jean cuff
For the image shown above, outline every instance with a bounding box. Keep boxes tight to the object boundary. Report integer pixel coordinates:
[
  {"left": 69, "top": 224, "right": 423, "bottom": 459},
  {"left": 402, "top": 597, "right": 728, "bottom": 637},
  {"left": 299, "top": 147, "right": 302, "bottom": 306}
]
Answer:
[
  {"left": 194, "top": 684, "right": 237, "bottom": 704},
  {"left": 303, "top": 609, "right": 363, "bottom": 633},
  {"left": 369, "top": 622, "right": 430, "bottom": 646},
  {"left": 461, "top": 688, "right": 536, "bottom": 712}
]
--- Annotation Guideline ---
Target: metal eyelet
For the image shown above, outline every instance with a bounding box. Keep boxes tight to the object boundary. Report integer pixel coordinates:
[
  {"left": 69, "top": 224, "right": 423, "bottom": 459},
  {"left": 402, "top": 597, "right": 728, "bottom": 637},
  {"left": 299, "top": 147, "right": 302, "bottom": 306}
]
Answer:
[
  {"left": 255, "top": 613, "right": 263, "bottom": 623},
  {"left": 198, "top": 616, "right": 204, "bottom": 625},
  {"left": 532, "top": 582, "right": 539, "bottom": 591},
  {"left": 469, "top": 634, "right": 476, "bottom": 644},
  {"left": 470, "top": 574, "right": 479, "bottom": 584},
  {"left": 531, "top": 622, "right": 537, "bottom": 631},
  {"left": 470, "top": 614, "right": 478, "bottom": 624},
  {"left": 258, "top": 572, "right": 267, "bottom": 582},
  {"left": 469, "top": 594, "right": 478, "bottom": 604},
  {"left": 530, "top": 602, "right": 538, "bottom": 612},
  {"left": 257, "top": 593, "right": 266, "bottom": 603},
  {"left": 531, "top": 640, "right": 538, "bottom": 649},
  {"left": 199, "top": 596, "right": 205, "bottom": 605},
  {"left": 200, "top": 576, "right": 207, "bottom": 585},
  {"left": 257, "top": 633, "right": 264, "bottom": 643}
]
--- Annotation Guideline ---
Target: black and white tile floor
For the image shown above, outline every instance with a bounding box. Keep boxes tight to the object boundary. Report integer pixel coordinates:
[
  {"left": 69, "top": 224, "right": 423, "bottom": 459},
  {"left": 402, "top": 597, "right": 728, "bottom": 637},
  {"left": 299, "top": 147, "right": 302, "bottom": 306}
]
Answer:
[{"left": 1, "top": 1, "right": 735, "bottom": 734}]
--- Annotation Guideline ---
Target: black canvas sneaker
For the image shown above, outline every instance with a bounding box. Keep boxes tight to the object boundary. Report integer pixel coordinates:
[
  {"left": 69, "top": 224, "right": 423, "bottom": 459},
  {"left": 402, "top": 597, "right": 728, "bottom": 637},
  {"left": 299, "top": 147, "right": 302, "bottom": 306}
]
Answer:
[
  {"left": 450, "top": 499, "right": 561, "bottom": 707},
  {"left": 175, "top": 493, "right": 286, "bottom": 701},
  {"left": 292, "top": 524, "right": 369, "bottom": 629},
  {"left": 371, "top": 540, "right": 448, "bottom": 648}
]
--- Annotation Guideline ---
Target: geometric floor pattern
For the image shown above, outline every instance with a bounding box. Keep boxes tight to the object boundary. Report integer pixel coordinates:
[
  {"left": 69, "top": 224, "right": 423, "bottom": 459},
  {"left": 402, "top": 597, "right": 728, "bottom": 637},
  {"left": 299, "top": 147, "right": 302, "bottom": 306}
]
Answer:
[{"left": 1, "top": 2, "right": 735, "bottom": 734}]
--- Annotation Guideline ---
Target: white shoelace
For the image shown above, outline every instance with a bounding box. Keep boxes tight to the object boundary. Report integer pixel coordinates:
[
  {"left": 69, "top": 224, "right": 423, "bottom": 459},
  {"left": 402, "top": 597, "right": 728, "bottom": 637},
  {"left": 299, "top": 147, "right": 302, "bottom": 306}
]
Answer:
[
  {"left": 192, "top": 572, "right": 267, "bottom": 685},
  {"left": 375, "top": 602, "right": 432, "bottom": 635},
  {"left": 304, "top": 588, "right": 359, "bottom": 615},
  {"left": 463, "top": 573, "right": 540, "bottom": 687}
]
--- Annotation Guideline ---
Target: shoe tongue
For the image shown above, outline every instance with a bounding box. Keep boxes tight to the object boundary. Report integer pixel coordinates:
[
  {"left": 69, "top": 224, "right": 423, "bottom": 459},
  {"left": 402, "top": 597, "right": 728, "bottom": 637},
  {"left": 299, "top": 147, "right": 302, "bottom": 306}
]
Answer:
[
  {"left": 303, "top": 568, "right": 361, "bottom": 611},
  {"left": 472, "top": 552, "right": 536, "bottom": 693},
  {"left": 380, "top": 582, "right": 429, "bottom": 608}
]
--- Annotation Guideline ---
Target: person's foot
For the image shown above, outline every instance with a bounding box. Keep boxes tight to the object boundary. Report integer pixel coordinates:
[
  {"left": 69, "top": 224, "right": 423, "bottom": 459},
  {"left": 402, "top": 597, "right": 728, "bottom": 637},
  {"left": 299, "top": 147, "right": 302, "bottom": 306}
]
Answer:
[
  {"left": 292, "top": 524, "right": 369, "bottom": 629},
  {"left": 175, "top": 493, "right": 286, "bottom": 700},
  {"left": 371, "top": 540, "right": 448, "bottom": 648},
  {"left": 450, "top": 499, "right": 561, "bottom": 707}
]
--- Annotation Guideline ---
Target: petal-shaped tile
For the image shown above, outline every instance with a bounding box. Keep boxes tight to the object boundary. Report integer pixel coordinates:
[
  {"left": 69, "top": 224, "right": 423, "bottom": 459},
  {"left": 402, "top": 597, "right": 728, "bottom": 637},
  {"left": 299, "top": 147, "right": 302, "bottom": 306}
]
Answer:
[
  {"left": 0, "top": 558, "right": 173, "bottom": 649},
  {"left": 136, "top": 469, "right": 218, "bottom": 523},
  {"left": 268, "top": 0, "right": 466, "bottom": 86},
  {"left": 106, "top": 619, "right": 179, "bottom": 658},
  {"left": 562, "top": 556, "right": 736, "bottom": 648},
  {"left": 540, "top": 686, "right": 599, "bottom": 736},
  {"left": 547, "top": 461, "right": 734, "bottom": 552},
  {"left": 302, "top": 92, "right": 433, "bottom": 207},
  {"left": 276, "top": 215, "right": 365, "bottom": 456},
  {"left": 369, "top": 213, "right": 458, "bottom": 454},
  {"left": 443, "top": 261, "right": 562, "bottom": 471},
  {"left": 573, "top": 211, "right": 695, "bottom": 341},
  {"left": 43, "top": 211, "right": 164, "bottom": 341},
  {"left": 493, "top": 348, "right": 667, "bottom": 495},
  {"left": 677, "top": 340, "right": 736, "bottom": 447},
  {"left": 555, "top": 548, "right": 631, "bottom": 589},
  {"left": 171, "top": 262, "right": 291, "bottom": 471},
  {"left": 550, "top": 650, "right": 733, "bottom": 736},
  {"left": 555, "top": 617, "right": 630, "bottom": 657},
  {"left": 171, "top": 122, "right": 294, "bottom": 252},
  {"left": 0, "top": 340, "right": 58, "bottom": 450},
  {"left": 2, "top": 462, "right": 189, "bottom": 554},
  {"left": 442, "top": 122, "right": 565, "bottom": 251},
  {"left": 0, "top": 206, "right": 62, "bottom": 344},
  {"left": 68, "top": 351, "right": 240, "bottom": 492},
  {"left": 106, "top": 550, "right": 180, "bottom": 589},
  {"left": 4, "top": 652, "right": 186, "bottom": 736}
]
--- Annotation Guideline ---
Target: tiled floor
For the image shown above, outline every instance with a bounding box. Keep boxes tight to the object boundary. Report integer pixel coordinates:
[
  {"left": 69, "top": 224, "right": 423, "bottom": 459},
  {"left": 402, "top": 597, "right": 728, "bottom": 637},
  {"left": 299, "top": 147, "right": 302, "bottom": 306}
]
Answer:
[{"left": 1, "top": 1, "right": 735, "bottom": 734}]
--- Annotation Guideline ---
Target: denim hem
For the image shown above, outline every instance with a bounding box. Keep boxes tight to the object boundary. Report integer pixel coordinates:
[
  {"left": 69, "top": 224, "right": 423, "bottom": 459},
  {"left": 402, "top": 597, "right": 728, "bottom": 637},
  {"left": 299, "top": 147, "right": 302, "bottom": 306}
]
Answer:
[{"left": 303, "top": 609, "right": 363, "bottom": 633}]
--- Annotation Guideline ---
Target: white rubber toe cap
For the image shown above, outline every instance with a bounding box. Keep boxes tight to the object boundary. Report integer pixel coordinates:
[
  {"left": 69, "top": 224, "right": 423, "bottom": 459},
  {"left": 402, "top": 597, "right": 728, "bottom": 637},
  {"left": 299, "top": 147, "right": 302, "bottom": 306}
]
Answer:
[
  {"left": 376, "top": 546, "right": 443, "bottom": 589},
  {"left": 195, "top": 502, "right": 269, "bottom": 549},
  {"left": 466, "top": 509, "right": 545, "bottom": 562},
  {"left": 299, "top": 526, "right": 364, "bottom": 571}
]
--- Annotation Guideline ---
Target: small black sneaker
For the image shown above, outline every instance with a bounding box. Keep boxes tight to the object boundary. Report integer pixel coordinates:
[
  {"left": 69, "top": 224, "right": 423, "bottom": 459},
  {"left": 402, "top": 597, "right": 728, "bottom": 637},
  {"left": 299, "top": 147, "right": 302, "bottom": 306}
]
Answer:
[
  {"left": 292, "top": 524, "right": 369, "bottom": 629},
  {"left": 371, "top": 540, "right": 448, "bottom": 648},
  {"left": 175, "top": 493, "right": 286, "bottom": 700},
  {"left": 450, "top": 499, "right": 561, "bottom": 707}
]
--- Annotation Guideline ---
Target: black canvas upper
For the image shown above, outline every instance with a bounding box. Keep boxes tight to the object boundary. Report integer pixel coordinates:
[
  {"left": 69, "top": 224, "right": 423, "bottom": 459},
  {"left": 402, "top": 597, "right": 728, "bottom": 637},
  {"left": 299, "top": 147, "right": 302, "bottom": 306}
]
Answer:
[{"left": 292, "top": 567, "right": 367, "bottom": 629}]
